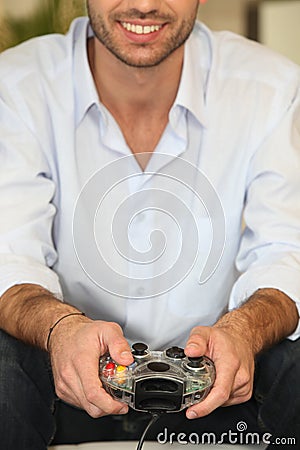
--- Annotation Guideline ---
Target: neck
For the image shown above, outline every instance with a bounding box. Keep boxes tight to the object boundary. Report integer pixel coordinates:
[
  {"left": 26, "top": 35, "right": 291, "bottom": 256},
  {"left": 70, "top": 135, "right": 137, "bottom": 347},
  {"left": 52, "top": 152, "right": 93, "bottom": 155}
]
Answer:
[{"left": 88, "top": 38, "right": 184, "bottom": 120}]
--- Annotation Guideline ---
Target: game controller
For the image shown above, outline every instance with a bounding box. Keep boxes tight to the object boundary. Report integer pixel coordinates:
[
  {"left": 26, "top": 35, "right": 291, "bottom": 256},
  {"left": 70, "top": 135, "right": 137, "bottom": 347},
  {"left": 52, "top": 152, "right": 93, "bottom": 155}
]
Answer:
[{"left": 99, "top": 342, "right": 216, "bottom": 413}]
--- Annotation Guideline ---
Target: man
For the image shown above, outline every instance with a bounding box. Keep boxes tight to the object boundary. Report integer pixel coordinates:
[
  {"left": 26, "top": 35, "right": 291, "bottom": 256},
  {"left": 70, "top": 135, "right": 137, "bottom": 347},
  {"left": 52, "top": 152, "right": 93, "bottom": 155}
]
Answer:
[{"left": 0, "top": 0, "right": 299, "bottom": 448}]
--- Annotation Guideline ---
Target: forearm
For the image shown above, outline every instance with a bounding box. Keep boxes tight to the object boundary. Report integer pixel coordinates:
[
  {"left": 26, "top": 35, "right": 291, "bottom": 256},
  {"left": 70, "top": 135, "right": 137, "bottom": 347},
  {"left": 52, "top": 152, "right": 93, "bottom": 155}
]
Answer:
[
  {"left": 184, "top": 288, "right": 299, "bottom": 418},
  {"left": 0, "top": 283, "right": 86, "bottom": 350},
  {"left": 0, "top": 283, "right": 133, "bottom": 418},
  {"left": 214, "top": 288, "right": 299, "bottom": 354}
]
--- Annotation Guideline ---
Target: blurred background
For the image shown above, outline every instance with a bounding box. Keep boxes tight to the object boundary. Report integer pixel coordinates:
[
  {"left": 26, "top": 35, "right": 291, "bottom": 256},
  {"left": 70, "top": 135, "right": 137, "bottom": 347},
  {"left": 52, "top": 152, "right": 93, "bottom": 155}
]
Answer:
[{"left": 0, "top": 0, "right": 299, "bottom": 64}]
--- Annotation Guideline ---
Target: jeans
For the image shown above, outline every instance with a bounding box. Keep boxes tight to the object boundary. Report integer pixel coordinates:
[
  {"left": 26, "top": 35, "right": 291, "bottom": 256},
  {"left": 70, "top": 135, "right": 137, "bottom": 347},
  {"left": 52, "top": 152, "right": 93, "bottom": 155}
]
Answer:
[{"left": 0, "top": 329, "right": 299, "bottom": 449}]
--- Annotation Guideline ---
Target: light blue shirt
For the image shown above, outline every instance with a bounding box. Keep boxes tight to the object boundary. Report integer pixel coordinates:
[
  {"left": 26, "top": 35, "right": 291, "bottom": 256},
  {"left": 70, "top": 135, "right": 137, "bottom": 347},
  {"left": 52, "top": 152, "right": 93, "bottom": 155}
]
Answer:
[{"left": 1, "top": 18, "right": 300, "bottom": 348}]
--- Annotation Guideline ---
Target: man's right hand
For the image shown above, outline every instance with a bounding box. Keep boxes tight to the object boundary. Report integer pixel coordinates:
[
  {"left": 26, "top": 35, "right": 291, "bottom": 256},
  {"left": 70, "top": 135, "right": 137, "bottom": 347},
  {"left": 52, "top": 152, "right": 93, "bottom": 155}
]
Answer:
[
  {"left": 0, "top": 284, "right": 132, "bottom": 418},
  {"left": 48, "top": 317, "right": 133, "bottom": 418}
]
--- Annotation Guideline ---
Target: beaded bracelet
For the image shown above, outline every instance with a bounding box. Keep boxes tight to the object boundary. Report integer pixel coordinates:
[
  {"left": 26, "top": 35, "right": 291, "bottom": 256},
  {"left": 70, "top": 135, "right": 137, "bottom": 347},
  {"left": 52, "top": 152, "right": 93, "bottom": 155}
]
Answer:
[{"left": 46, "top": 312, "right": 85, "bottom": 351}]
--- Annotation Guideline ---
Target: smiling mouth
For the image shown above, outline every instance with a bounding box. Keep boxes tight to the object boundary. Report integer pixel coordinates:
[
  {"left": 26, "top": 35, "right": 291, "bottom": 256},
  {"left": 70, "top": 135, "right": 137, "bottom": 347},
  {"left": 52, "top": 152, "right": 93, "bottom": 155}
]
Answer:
[{"left": 120, "top": 21, "right": 163, "bottom": 35}]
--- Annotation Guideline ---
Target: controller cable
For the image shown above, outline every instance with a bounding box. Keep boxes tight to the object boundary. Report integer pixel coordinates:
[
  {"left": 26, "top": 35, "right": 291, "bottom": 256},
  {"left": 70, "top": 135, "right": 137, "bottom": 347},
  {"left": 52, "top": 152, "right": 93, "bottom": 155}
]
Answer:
[{"left": 136, "top": 412, "right": 162, "bottom": 450}]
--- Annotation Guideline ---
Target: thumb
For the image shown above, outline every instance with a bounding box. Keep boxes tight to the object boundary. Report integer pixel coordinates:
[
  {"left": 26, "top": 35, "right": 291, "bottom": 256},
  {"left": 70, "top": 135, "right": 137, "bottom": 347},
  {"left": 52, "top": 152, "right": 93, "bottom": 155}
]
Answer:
[
  {"left": 101, "top": 322, "right": 133, "bottom": 366},
  {"left": 184, "top": 326, "right": 210, "bottom": 358}
]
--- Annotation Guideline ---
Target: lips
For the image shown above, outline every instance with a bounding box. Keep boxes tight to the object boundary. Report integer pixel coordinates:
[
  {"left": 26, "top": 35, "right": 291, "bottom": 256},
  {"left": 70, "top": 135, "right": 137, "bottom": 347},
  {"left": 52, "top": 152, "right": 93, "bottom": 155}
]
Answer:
[{"left": 116, "top": 18, "right": 168, "bottom": 44}]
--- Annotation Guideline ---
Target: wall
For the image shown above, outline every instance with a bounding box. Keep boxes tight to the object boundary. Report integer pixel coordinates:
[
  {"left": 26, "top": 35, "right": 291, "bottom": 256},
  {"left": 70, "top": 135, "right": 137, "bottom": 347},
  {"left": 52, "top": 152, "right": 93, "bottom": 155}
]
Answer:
[
  {"left": 198, "top": 0, "right": 300, "bottom": 65},
  {"left": 1, "top": 0, "right": 39, "bottom": 18},
  {"left": 259, "top": 0, "right": 300, "bottom": 65},
  {"left": 198, "top": 0, "right": 257, "bottom": 35}
]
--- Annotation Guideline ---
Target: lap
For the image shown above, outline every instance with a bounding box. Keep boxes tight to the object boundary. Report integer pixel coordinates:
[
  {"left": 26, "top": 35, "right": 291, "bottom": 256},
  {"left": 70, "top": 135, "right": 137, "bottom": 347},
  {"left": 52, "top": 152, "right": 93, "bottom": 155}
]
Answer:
[
  {"left": 53, "top": 338, "right": 300, "bottom": 445},
  {"left": 0, "top": 328, "right": 298, "bottom": 447},
  {"left": 0, "top": 329, "right": 56, "bottom": 449}
]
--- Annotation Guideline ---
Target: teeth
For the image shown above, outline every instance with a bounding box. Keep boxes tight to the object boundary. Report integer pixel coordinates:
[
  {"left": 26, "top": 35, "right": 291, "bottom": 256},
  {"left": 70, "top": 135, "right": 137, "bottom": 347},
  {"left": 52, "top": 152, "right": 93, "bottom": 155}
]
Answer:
[{"left": 121, "top": 22, "right": 162, "bottom": 35}]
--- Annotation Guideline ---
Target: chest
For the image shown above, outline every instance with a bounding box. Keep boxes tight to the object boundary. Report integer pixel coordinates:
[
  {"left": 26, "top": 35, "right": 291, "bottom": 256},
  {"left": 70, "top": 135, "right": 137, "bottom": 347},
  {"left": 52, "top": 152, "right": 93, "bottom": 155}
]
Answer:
[{"left": 116, "top": 115, "right": 169, "bottom": 170}]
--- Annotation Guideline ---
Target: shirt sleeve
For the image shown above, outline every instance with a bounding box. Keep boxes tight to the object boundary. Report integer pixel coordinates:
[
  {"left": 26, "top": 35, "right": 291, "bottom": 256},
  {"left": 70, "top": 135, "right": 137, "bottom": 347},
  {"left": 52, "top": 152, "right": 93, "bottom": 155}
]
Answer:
[
  {"left": 229, "top": 83, "right": 300, "bottom": 340},
  {"left": 0, "top": 97, "right": 63, "bottom": 299}
]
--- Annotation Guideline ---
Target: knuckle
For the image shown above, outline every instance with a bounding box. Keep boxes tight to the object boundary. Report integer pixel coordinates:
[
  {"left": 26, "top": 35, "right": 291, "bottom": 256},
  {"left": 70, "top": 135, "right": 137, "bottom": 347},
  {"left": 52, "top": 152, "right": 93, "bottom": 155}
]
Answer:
[
  {"left": 237, "top": 391, "right": 252, "bottom": 404},
  {"left": 190, "top": 326, "right": 203, "bottom": 336},
  {"left": 94, "top": 320, "right": 119, "bottom": 334},
  {"left": 190, "top": 326, "right": 199, "bottom": 335},
  {"left": 107, "top": 321, "right": 123, "bottom": 334},
  {"left": 243, "top": 384, "right": 253, "bottom": 399},
  {"left": 236, "top": 369, "right": 252, "bottom": 388},
  {"left": 85, "top": 404, "right": 103, "bottom": 418},
  {"left": 239, "top": 366, "right": 250, "bottom": 381},
  {"left": 85, "top": 388, "right": 100, "bottom": 405},
  {"left": 59, "top": 365, "right": 73, "bottom": 383},
  {"left": 55, "top": 386, "right": 69, "bottom": 402},
  {"left": 55, "top": 378, "right": 67, "bottom": 396},
  {"left": 187, "top": 334, "right": 204, "bottom": 346},
  {"left": 243, "top": 391, "right": 253, "bottom": 402},
  {"left": 217, "top": 387, "right": 231, "bottom": 404},
  {"left": 232, "top": 360, "right": 240, "bottom": 373}
]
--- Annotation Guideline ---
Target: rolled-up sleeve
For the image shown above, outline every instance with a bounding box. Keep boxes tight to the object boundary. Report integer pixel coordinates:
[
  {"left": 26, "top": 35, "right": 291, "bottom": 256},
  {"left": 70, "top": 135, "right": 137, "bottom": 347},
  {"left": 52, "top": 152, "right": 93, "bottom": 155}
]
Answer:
[
  {"left": 0, "top": 98, "right": 62, "bottom": 298},
  {"left": 229, "top": 85, "right": 300, "bottom": 340}
]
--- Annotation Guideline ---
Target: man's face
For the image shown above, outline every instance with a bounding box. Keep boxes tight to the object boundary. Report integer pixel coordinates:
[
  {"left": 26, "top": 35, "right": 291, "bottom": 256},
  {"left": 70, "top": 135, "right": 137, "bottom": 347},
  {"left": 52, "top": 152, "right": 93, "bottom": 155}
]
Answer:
[{"left": 87, "top": 0, "right": 200, "bottom": 68}]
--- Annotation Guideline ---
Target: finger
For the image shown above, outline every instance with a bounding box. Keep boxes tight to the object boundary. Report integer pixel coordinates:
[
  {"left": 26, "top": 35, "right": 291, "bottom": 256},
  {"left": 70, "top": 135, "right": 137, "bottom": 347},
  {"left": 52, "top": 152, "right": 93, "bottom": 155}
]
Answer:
[
  {"left": 186, "top": 357, "right": 238, "bottom": 418},
  {"left": 221, "top": 364, "right": 253, "bottom": 407},
  {"left": 58, "top": 370, "right": 129, "bottom": 418},
  {"left": 222, "top": 393, "right": 252, "bottom": 407},
  {"left": 81, "top": 385, "right": 129, "bottom": 418},
  {"left": 53, "top": 358, "right": 96, "bottom": 413},
  {"left": 54, "top": 340, "right": 121, "bottom": 414},
  {"left": 186, "top": 383, "right": 231, "bottom": 419},
  {"left": 75, "top": 347, "right": 127, "bottom": 414},
  {"left": 221, "top": 382, "right": 253, "bottom": 407},
  {"left": 71, "top": 351, "right": 129, "bottom": 417},
  {"left": 53, "top": 321, "right": 133, "bottom": 417},
  {"left": 184, "top": 326, "right": 210, "bottom": 357},
  {"left": 98, "top": 322, "right": 133, "bottom": 366},
  {"left": 186, "top": 357, "right": 253, "bottom": 417},
  {"left": 52, "top": 357, "right": 87, "bottom": 408}
]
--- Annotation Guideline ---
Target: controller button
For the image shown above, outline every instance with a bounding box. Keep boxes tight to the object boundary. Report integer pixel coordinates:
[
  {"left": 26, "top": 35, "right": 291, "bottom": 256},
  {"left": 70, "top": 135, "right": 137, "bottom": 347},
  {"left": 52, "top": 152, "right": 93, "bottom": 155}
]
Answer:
[
  {"left": 147, "top": 362, "right": 170, "bottom": 372},
  {"left": 103, "top": 361, "right": 115, "bottom": 377},
  {"left": 132, "top": 342, "right": 148, "bottom": 356},
  {"left": 166, "top": 346, "right": 185, "bottom": 359},
  {"left": 127, "top": 362, "right": 137, "bottom": 371},
  {"left": 115, "top": 365, "right": 127, "bottom": 385},
  {"left": 105, "top": 362, "right": 115, "bottom": 370},
  {"left": 187, "top": 357, "right": 204, "bottom": 368}
]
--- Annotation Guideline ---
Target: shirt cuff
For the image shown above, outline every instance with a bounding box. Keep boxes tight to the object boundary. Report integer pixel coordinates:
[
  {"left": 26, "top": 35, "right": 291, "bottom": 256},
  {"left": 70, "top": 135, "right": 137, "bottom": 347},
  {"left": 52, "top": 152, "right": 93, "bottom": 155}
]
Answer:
[
  {"left": 229, "top": 265, "right": 300, "bottom": 341},
  {"left": 0, "top": 255, "right": 63, "bottom": 300}
]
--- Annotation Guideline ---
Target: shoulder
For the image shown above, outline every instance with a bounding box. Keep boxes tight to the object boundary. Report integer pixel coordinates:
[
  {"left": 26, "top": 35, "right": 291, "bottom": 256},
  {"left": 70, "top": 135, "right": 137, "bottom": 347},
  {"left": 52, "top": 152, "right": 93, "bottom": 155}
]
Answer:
[
  {"left": 0, "top": 17, "right": 88, "bottom": 89},
  {"left": 192, "top": 21, "right": 300, "bottom": 92},
  {"left": 188, "top": 22, "right": 300, "bottom": 152}
]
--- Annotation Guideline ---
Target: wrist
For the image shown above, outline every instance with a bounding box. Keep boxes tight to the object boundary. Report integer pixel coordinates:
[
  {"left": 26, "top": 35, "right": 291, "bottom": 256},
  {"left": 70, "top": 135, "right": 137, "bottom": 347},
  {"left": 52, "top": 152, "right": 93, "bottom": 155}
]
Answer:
[
  {"left": 46, "top": 311, "right": 91, "bottom": 352},
  {"left": 46, "top": 312, "right": 86, "bottom": 351},
  {"left": 213, "top": 311, "right": 258, "bottom": 355},
  {"left": 213, "top": 288, "right": 299, "bottom": 356}
]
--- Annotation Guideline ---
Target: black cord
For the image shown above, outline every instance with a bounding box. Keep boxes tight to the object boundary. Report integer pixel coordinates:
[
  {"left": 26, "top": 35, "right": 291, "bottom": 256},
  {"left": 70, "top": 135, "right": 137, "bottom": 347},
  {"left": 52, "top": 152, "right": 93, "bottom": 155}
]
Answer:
[{"left": 136, "top": 413, "right": 161, "bottom": 450}]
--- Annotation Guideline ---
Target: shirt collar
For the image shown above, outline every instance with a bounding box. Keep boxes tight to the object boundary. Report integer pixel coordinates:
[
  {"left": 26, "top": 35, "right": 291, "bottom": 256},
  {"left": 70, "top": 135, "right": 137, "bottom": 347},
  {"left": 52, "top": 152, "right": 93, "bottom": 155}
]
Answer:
[
  {"left": 73, "top": 19, "right": 210, "bottom": 128},
  {"left": 173, "top": 22, "right": 210, "bottom": 128},
  {"left": 74, "top": 18, "right": 99, "bottom": 127}
]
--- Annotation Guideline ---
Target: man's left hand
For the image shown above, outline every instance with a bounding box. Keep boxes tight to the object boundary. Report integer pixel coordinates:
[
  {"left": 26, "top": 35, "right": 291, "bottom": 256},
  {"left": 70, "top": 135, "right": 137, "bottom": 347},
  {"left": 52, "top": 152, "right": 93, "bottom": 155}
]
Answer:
[{"left": 184, "top": 325, "right": 255, "bottom": 419}]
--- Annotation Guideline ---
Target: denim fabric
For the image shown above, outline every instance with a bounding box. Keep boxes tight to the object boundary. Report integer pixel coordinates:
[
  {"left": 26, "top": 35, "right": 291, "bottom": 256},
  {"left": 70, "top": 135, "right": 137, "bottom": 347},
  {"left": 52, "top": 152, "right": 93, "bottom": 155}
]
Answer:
[
  {"left": 0, "top": 330, "right": 56, "bottom": 450},
  {"left": 0, "top": 329, "right": 299, "bottom": 449},
  {"left": 255, "top": 338, "right": 300, "bottom": 445}
]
